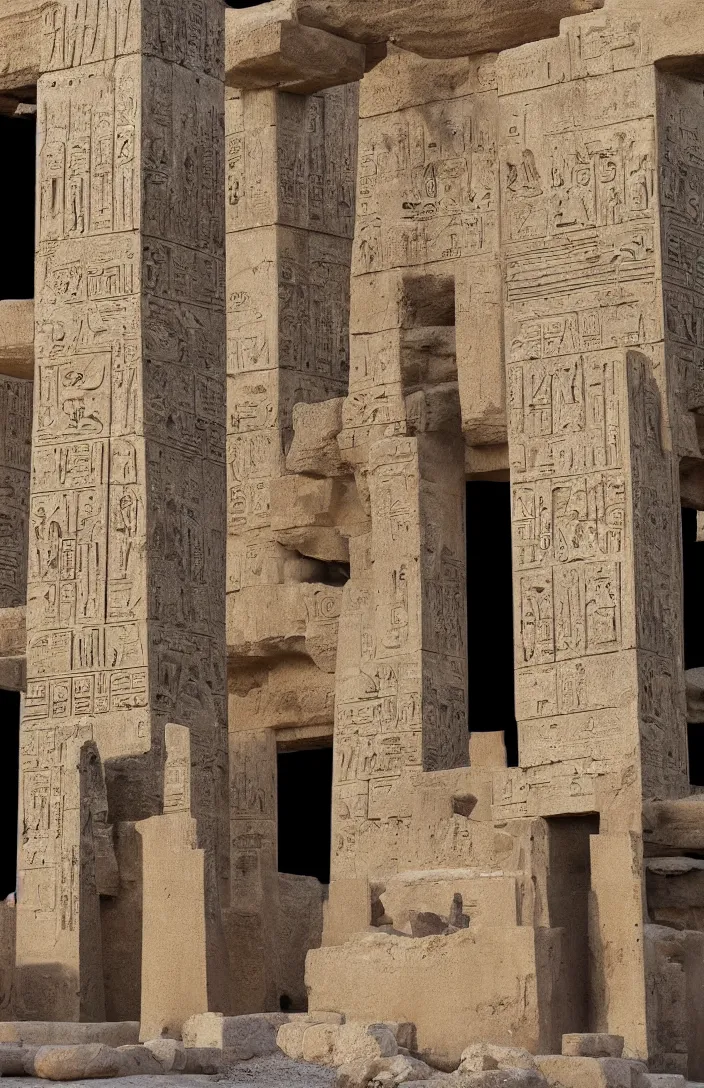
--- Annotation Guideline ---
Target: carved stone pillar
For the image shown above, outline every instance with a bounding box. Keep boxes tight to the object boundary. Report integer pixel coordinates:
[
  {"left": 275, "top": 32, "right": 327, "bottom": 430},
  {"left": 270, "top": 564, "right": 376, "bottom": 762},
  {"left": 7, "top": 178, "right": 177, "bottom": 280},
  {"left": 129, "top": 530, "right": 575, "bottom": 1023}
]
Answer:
[
  {"left": 224, "top": 81, "right": 357, "bottom": 1009},
  {"left": 18, "top": 0, "right": 228, "bottom": 1021},
  {"left": 496, "top": 6, "right": 704, "bottom": 1056}
]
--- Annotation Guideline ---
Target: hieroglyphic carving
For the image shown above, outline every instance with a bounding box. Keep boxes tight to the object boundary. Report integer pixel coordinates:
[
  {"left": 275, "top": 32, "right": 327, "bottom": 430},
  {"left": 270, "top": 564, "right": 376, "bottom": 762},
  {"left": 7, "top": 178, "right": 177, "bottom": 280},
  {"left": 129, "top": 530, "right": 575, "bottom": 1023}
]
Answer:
[
  {"left": 225, "top": 87, "right": 357, "bottom": 602},
  {"left": 17, "top": 0, "right": 227, "bottom": 1021},
  {"left": 0, "top": 375, "right": 32, "bottom": 608},
  {"left": 496, "top": 12, "right": 688, "bottom": 823}
]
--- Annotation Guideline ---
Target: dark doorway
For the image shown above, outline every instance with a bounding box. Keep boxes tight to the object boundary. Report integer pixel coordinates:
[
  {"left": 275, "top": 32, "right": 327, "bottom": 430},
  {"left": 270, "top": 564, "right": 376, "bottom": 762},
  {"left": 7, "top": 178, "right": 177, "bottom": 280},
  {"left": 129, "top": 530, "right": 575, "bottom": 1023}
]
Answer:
[
  {"left": 277, "top": 747, "right": 333, "bottom": 884},
  {"left": 0, "top": 112, "right": 36, "bottom": 301},
  {"left": 0, "top": 689, "right": 21, "bottom": 900},
  {"left": 466, "top": 482, "right": 518, "bottom": 766},
  {"left": 224, "top": 1, "right": 270, "bottom": 7},
  {"left": 546, "top": 814, "right": 600, "bottom": 1045},
  {"left": 682, "top": 507, "right": 704, "bottom": 785}
]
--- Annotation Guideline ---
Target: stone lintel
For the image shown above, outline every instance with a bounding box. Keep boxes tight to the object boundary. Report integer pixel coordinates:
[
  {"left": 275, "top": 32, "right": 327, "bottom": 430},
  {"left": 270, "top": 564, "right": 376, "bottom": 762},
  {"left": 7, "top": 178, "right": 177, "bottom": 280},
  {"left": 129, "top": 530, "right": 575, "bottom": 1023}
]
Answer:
[{"left": 226, "top": 15, "right": 365, "bottom": 93}]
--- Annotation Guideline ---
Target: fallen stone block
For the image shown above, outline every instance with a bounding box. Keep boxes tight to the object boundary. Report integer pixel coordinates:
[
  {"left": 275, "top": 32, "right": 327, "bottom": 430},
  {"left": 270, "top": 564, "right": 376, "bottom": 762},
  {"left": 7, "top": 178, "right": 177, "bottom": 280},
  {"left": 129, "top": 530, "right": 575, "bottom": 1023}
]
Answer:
[
  {"left": 277, "top": 1020, "right": 309, "bottom": 1061},
  {"left": 640, "top": 1076, "right": 686, "bottom": 1088},
  {"left": 182, "top": 1012, "right": 286, "bottom": 1057},
  {"left": 303, "top": 1022, "right": 340, "bottom": 1065},
  {"left": 336, "top": 1054, "right": 435, "bottom": 1088},
  {"left": 336, "top": 1058, "right": 386, "bottom": 1088},
  {"left": 33, "top": 1044, "right": 122, "bottom": 1080},
  {"left": 460, "top": 1044, "right": 537, "bottom": 1073},
  {"left": 460, "top": 1069, "right": 548, "bottom": 1088},
  {"left": 562, "top": 1037, "right": 624, "bottom": 1060},
  {"left": 307, "top": 1012, "right": 346, "bottom": 1026},
  {"left": 0, "top": 1044, "right": 39, "bottom": 1075},
  {"left": 536, "top": 1056, "right": 645, "bottom": 1088},
  {"left": 143, "top": 1037, "right": 187, "bottom": 1072},
  {"left": 375, "top": 1055, "right": 436, "bottom": 1084},
  {"left": 333, "top": 1022, "right": 399, "bottom": 1065},
  {"left": 184, "top": 1047, "right": 230, "bottom": 1074},
  {"left": 386, "top": 1024, "right": 417, "bottom": 1052},
  {"left": 0, "top": 1022, "right": 140, "bottom": 1047},
  {"left": 115, "top": 1045, "right": 164, "bottom": 1076}
]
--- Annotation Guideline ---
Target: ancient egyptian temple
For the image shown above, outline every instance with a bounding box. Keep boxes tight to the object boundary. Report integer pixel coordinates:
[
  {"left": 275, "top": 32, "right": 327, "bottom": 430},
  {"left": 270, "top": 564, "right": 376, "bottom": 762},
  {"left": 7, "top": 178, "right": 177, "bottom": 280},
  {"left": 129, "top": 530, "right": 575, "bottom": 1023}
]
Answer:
[{"left": 2, "top": 0, "right": 704, "bottom": 1082}]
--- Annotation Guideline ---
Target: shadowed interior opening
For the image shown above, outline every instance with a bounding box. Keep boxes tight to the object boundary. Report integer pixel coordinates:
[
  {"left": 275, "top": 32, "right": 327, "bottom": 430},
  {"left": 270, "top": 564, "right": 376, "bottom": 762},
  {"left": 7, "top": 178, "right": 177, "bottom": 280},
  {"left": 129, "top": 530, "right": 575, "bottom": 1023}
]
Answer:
[
  {"left": 466, "top": 481, "right": 518, "bottom": 766},
  {"left": 0, "top": 112, "right": 36, "bottom": 302},
  {"left": 0, "top": 689, "right": 20, "bottom": 900},
  {"left": 546, "top": 814, "right": 600, "bottom": 1040},
  {"left": 277, "top": 746, "right": 333, "bottom": 884},
  {"left": 682, "top": 507, "right": 704, "bottom": 786},
  {"left": 224, "top": 0, "right": 271, "bottom": 7}
]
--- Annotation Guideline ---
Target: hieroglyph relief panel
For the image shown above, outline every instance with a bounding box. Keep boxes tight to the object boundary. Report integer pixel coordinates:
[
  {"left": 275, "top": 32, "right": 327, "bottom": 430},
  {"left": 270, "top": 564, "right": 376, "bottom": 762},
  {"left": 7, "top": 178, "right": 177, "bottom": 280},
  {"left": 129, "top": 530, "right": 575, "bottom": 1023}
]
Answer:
[
  {"left": 225, "top": 87, "right": 356, "bottom": 597},
  {"left": 332, "top": 434, "right": 468, "bottom": 879},
  {"left": 41, "top": 0, "right": 223, "bottom": 78},
  {"left": 18, "top": 0, "right": 226, "bottom": 1017},
  {"left": 0, "top": 376, "right": 32, "bottom": 608},
  {"left": 496, "top": 13, "right": 687, "bottom": 818},
  {"left": 226, "top": 87, "right": 358, "bottom": 239},
  {"left": 28, "top": 59, "right": 226, "bottom": 756},
  {"left": 354, "top": 69, "right": 498, "bottom": 276}
]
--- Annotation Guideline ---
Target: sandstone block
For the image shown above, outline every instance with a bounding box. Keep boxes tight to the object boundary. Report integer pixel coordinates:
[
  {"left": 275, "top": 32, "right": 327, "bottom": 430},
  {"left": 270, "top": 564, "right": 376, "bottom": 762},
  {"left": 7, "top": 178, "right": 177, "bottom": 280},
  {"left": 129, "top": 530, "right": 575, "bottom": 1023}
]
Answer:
[
  {"left": 33, "top": 1044, "right": 122, "bottom": 1080},
  {"left": 640, "top": 1077, "right": 686, "bottom": 1088},
  {"left": 0, "top": 1023, "right": 140, "bottom": 1047},
  {"left": 114, "top": 1045, "right": 164, "bottom": 1076},
  {"left": 277, "top": 1021, "right": 309, "bottom": 1061},
  {"left": 303, "top": 1022, "right": 341, "bottom": 1064},
  {"left": 307, "top": 1012, "right": 347, "bottom": 1025},
  {"left": 562, "top": 1037, "right": 624, "bottom": 1060},
  {"left": 183, "top": 1047, "right": 230, "bottom": 1074},
  {"left": 143, "top": 1038, "right": 187, "bottom": 1072},
  {"left": 378, "top": 1055, "right": 436, "bottom": 1084},
  {"left": 182, "top": 1012, "right": 286, "bottom": 1057},
  {"left": 536, "top": 1056, "right": 642, "bottom": 1088},
  {"left": 385, "top": 1024, "right": 417, "bottom": 1052},
  {"left": 460, "top": 1044, "right": 537, "bottom": 1073},
  {"left": 336, "top": 1058, "right": 386, "bottom": 1088},
  {"left": 333, "top": 1022, "right": 400, "bottom": 1066},
  {"left": 287, "top": 399, "right": 346, "bottom": 477},
  {"left": 295, "top": 0, "right": 604, "bottom": 58},
  {"left": 0, "top": 1044, "right": 38, "bottom": 1075},
  {"left": 459, "top": 1069, "right": 548, "bottom": 1088},
  {"left": 226, "top": 16, "right": 365, "bottom": 94}
]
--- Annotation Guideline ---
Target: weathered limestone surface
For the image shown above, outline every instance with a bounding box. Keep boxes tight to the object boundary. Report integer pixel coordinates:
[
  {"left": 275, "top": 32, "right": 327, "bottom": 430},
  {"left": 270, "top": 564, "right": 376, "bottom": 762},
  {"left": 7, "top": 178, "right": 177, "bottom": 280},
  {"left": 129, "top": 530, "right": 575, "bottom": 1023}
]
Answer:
[
  {"left": 16, "top": 0, "right": 230, "bottom": 1025},
  {"left": 4, "top": 0, "right": 704, "bottom": 1077},
  {"left": 263, "top": 0, "right": 607, "bottom": 59}
]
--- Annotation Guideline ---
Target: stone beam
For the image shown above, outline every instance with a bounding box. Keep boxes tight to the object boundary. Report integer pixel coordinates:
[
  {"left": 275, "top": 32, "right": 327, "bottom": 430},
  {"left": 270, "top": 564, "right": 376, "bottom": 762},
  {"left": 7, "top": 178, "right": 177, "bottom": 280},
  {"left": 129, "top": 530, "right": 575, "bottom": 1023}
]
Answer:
[
  {"left": 225, "top": 12, "right": 365, "bottom": 93},
  {"left": 236, "top": 0, "right": 604, "bottom": 60},
  {"left": 0, "top": 300, "right": 34, "bottom": 380},
  {"left": 0, "top": 1, "right": 43, "bottom": 93}
]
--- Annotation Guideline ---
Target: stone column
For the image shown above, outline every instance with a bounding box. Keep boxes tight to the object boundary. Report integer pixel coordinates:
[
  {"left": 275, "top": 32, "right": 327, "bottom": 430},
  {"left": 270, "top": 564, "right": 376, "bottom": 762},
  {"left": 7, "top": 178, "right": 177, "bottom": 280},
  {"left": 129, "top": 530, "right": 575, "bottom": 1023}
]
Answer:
[
  {"left": 328, "top": 50, "right": 498, "bottom": 892},
  {"left": 224, "top": 81, "right": 357, "bottom": 1009},
  {"left": 18, "top": 0, "right": 228, "bottom": 1021},
  {"left": 496, "top": 6, "right": 703, "bottom": 1054}
]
